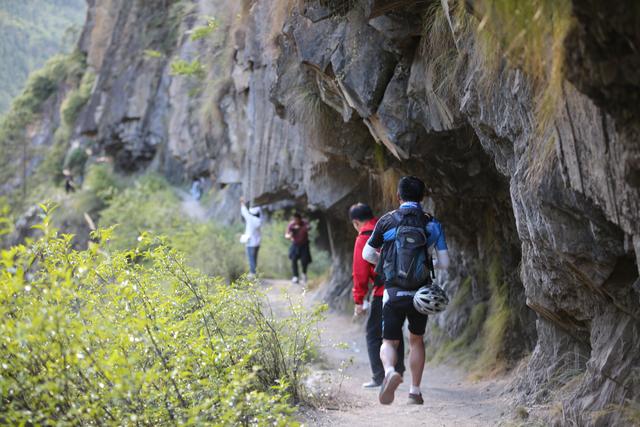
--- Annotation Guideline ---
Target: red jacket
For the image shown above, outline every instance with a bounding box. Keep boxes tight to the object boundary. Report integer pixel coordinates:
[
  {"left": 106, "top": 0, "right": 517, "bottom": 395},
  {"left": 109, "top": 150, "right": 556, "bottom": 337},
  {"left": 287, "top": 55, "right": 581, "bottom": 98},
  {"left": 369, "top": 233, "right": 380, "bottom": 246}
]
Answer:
[{"left": 352, "top": 218, "right": 384, "bottom": 304}]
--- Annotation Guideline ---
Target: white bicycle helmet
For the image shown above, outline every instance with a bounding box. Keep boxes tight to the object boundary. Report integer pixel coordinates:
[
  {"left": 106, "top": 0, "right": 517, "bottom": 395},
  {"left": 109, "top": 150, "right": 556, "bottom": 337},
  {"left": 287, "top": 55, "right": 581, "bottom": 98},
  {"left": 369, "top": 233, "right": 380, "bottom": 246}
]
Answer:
[{"left": 413, "top": 285, "right": 449, "bottom": 315}]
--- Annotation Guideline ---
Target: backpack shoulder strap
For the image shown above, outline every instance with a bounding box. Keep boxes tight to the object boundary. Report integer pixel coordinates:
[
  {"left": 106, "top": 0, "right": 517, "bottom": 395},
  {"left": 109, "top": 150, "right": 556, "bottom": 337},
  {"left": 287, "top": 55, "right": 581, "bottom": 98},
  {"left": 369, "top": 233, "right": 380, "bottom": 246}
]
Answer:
[{"left": 391, "top": 209, "right": 403, "bottom": 222}]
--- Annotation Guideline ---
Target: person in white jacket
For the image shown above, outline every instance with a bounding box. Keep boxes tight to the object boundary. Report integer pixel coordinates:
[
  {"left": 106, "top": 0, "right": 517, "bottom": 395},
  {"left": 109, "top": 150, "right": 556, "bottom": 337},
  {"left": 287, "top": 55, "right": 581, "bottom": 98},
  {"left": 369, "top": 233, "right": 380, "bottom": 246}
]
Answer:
[{"left": 240, "top": 197, "right": 263, "bottom": 276}]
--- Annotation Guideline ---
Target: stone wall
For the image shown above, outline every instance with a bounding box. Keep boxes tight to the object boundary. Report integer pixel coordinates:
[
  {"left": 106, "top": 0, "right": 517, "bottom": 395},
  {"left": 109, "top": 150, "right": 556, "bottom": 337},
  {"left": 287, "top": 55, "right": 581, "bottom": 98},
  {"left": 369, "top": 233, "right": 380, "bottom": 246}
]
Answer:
[{"left": 12, "top": 0, "right": 639, "bottom": 424}]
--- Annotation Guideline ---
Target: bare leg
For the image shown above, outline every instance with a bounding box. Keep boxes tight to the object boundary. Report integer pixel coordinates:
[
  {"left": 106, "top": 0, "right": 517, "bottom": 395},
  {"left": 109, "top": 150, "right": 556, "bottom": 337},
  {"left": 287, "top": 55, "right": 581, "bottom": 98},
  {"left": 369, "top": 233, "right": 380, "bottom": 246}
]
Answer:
[
  {"left": 408, "top": 333, "right": 425, "bottom": 388},
  {"left": 379, "top": 339, "right": 403, "bottom": 404},
  {"left": 379, "top": 339, "right": 399, "bottom": 371}
]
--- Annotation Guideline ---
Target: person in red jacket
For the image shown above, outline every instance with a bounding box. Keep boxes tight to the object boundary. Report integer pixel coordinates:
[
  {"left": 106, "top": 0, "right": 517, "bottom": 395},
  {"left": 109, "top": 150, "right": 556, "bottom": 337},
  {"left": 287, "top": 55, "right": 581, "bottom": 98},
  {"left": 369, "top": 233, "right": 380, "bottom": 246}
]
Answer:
[{"left": 350, "top": 203, "right": 405, "bottom": 388}]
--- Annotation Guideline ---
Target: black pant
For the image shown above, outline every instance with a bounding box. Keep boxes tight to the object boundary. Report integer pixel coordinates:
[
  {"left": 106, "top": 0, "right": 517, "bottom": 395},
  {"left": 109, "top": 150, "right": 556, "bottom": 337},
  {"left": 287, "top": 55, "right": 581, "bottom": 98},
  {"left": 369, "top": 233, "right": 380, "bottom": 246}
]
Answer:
[
  {"left": 291, "top": 258, "right": 308, "bottom": 277},
  {"left": 289, "top": 243, "right": 311, "bottom": 277},
  {"left": 367, "top": 295, "right": 405, "bottom": 383}
]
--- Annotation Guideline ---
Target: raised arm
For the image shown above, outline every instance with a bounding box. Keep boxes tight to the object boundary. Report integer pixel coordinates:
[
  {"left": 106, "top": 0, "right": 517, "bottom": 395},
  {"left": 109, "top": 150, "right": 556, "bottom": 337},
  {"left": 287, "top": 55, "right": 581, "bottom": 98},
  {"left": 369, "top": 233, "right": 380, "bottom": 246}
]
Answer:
[{"left": 240, "top": 198, "right": 250, "bottom": 220}]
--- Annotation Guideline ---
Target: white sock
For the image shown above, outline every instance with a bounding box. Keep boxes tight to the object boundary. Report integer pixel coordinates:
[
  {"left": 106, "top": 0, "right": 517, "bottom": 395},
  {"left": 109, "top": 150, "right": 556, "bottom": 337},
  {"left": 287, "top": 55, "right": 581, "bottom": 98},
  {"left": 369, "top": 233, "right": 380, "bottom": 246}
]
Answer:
[
  {"left": 385, "top": 367, "right": 396, "bottom": 376},
  {"left": 410, "top": 385, "right": 421, "bottom": 395}
]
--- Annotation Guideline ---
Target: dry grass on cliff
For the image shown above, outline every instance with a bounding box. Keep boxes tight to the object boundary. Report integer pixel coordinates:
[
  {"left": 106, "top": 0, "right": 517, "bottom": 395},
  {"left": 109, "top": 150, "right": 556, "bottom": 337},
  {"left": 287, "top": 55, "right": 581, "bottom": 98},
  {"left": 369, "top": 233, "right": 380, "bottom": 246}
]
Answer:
[
  {"left": 479, "top": 0, "right": 573, "bottom": 185},
  {"left": 420, "top": 1, "right": 468, "bottom": 101},
  {"left": 424, "top": 0, "right": 573, "bottom": 184}
]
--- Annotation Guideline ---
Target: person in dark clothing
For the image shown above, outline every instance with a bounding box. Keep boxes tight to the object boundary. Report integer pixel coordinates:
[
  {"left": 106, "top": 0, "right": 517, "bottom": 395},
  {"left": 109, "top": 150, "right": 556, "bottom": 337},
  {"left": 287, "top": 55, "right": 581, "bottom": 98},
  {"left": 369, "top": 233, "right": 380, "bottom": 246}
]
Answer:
[
  {"left": 349, "top": 203, "right": 405, "bottom": 389},
  {"left": 285, "top": 212, "right": 312, "bottom": 284},
  {"left": 363, "top": 176, "right": 450, "bottom": 405},
  {"left": 64, "top": 175, "right": 76, "bottom": 194}
]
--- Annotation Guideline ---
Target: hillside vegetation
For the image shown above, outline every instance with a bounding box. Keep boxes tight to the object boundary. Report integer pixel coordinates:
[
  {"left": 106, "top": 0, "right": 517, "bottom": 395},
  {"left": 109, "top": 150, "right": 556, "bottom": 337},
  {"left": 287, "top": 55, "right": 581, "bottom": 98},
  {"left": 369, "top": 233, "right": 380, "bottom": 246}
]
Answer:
[{"left": 0, "top": 0, "right": 86, "bottom": 114}]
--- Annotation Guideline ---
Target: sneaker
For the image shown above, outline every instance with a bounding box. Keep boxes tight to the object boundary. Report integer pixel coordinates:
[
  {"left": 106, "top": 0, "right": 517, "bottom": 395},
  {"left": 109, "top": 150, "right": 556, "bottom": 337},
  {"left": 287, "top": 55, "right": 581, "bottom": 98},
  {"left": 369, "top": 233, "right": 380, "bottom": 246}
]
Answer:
[
  {"left": 408, "top": 393, "right": 424, "bottom": 405},
  {"left": 378, "top": 371, "right": 402, "bottom": 405},
  {"left": 300, "top": 273, "right": 307, "bottom": 284},
  {"left": 291, "top": 276, "right": 299, "bottom": 284},
  {"left": 362, "top": 380, "right": 382, "bottom": 389}
]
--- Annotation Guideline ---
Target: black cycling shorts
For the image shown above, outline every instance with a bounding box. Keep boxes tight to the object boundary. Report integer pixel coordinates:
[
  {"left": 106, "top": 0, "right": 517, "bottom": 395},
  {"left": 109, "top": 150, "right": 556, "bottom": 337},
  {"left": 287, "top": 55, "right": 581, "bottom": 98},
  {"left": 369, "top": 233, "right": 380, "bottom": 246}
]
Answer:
[{"left": 382, "top": 288, "right": 428, "bottom": 340}]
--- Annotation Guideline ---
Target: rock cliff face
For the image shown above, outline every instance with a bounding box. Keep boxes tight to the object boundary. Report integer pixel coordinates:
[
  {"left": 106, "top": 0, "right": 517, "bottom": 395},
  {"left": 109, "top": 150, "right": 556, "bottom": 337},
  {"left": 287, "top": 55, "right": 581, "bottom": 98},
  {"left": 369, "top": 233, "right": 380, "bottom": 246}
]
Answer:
[{"left": 14, "top": 0, "right": 640, "bottom": 424}]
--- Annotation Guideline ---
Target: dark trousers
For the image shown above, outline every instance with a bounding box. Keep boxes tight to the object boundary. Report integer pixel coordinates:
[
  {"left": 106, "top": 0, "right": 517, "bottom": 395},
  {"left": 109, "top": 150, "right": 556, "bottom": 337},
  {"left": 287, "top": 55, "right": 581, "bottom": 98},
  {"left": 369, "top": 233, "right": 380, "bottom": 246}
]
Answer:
[
  {"left": 246, "top": 246, "right": 259, "bottom": 274},
  {"left": 291, "top": 257, "right": 308, "bottom": 277},
  {"left": 289, "top": 243, "right": 311, "bottom": 277},
  {"left": 368, "top": 295, "right": 405, "bottom": 383}
]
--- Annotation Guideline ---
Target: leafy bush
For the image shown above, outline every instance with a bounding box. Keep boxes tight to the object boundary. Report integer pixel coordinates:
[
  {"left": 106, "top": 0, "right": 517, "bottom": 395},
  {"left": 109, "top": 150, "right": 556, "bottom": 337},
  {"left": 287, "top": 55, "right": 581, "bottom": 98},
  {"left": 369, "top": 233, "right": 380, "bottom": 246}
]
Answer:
[
  {"left": 0, "top": 0, "right": 85, "bottom": 114},
  {"left": 73, "top": 163, "right": 125, "bottom": 216},
  {"left": 63, "top": 146, "right": 89, "bottom": 175},
  {"left": 94, "top": 173, "right": 331, "bottom": 282},
  {"left": 60, "top": 71, "right": 95, "bottom": 127},
  {"left": 97, "top": 173, "right": 182, "bottom": 249},
  {"left": 170, "top": 59, "right": 206, "bottom": 78},
  {"left": 0, "top": 51, "right": 87, "bottom": 207},
  {"left": 0, "top": 206, "right": 324, "bottom": 425},
  {"left": 0, "top": 197, "right": 12, "bottom": 238},
  {"left": 170, "top": 221, "right": 246, "bottom": 282}
]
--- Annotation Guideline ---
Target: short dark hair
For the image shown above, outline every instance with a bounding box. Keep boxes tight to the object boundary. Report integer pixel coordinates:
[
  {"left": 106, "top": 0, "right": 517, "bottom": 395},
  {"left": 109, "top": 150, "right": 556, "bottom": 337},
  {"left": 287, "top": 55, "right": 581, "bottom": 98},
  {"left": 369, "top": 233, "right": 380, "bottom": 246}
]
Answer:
[
  {"left": 293, "top": 212, "right": 303, "bottom": 220},
  {"left": 349, "top": 203, "right": 374, "bottom": 221},
  {"left": 397, "top": 176, "right": 425, "bottom": 202}
]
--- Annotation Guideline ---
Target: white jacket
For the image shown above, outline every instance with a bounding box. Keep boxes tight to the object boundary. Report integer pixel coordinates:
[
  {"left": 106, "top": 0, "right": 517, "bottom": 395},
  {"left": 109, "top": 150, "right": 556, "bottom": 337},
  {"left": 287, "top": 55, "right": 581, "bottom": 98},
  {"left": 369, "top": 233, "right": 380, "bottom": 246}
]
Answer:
[{"left": 240, "top": 205, "right": 262, "bottom": 247}]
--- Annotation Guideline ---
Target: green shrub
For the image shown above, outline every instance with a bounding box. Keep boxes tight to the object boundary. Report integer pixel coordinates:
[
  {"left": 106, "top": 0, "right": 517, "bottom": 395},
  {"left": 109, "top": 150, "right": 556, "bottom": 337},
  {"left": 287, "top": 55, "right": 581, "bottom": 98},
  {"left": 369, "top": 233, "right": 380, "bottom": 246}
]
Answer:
[
  {"left": 0, "top": 207, "right": 323, "bottom": 425},
  {"left": 97, "top": 173, "right": 179, "bottom": 248},
  {"left": 0, "top": 196, "right": 12, "bottom": 238},
  {"left": 60, "top": 70, "right": 95, "bottom": 127},
  {"left": 170, "top": 59, "right": 206, "bottom": 78},
  {"left": 63, "top": 146, "right": 89, "bottom": 175},
  {"left": 0, "top": 51, "right": 87, "bottom": 207},
  {"left": 170, "top": 221, "right": 246, "bottom": 282},
  {"left": 73, "top": 163, "right": 125, "bottom": 216}
]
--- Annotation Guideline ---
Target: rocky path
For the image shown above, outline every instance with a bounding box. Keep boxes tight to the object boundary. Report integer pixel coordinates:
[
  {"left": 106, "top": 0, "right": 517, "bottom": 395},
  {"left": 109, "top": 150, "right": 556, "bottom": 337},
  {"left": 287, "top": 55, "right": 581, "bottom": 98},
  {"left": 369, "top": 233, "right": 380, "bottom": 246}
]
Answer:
[
  {"left": 262, "top": 280, "right": 511, "bottom": 427},
  {"left": 177, "top": 189, "right": 207, "bottom": 222}
]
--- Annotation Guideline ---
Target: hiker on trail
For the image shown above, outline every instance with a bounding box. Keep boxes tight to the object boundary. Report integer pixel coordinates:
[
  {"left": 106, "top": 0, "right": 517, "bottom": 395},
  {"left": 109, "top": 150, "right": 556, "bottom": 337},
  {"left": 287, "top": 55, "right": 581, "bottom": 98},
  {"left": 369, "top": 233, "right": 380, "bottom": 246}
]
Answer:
[
  {"left": 240, "top": 197, "right": 262, "bottom": 277},
  {"left": 349, "top": 203, "right": 405, "bottom": 389},
  {"left": 363, "top": 176, "right": 450, "bottom": 405},
  {"left": 285, "top": 212, "right": 311, "bottom": 284},
  {"left": 190, "top": 177, "right": 203, "bottom": 201},
  {"left": 64, "top": 175, "right": 76, "bottom": 194}
]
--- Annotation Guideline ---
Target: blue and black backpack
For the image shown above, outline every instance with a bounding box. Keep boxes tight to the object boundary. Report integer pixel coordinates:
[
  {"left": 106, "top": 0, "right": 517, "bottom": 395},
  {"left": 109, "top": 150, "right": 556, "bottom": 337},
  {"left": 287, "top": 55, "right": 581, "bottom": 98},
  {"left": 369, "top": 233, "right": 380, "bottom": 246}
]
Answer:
[{"left": 380, "top": 208, "right": 434, "bottom": 290}]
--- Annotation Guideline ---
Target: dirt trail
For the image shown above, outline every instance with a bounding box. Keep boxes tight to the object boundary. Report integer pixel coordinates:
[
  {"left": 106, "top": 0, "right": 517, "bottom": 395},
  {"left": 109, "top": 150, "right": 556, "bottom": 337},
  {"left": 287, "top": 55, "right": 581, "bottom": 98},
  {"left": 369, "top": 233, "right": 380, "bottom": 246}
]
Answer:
[
  {"left": 177, "top": 189, "right": 207, "bottom": 221},
  {"left": 261, "top": 280, "right": 510, "bottom": 427}
]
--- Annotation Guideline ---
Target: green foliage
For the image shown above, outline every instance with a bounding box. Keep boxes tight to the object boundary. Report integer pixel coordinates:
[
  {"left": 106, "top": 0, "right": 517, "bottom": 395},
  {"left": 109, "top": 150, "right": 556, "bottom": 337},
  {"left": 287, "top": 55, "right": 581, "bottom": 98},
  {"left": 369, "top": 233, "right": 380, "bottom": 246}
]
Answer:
[
  {"left": 0, "top": 208, "right": 321, "bottom": 424},
  {"left": 73, "top": 163, "right": 125, "bottom": 216},
  {"left": 144, "top": 49, "right": 164, "bottom": 59},
  {"left": 63, "top": 146, "right": 89, "bottom": 176},
  {"left": 37, "top": 131, "right": 70, "bottom": 186},
  {"left": 0, "top": 197, "right": 12, "bottom": 237},
  {"left": 0, "top": 0, "right": 85, "bottom": 114},
  {"left": 170, "top": 221, "right": 246, "bottom": 282},
  {"left": 60, "top": 71, "right": 95, "bottom": 127},
  {"left": 170, "top": 59, "right": 206, "bottom": 78},
  {"left": 0, "top": 51, "right": 87, "bottom": 206},
  {"left": 50, "top": 168, "right": 331, "bottom": 282},
  {"left": 97, "top": 173, "right": 180, "bottom": 249},
  {"left": 191, "top": 16, "right": 220, "bottom": 41}
]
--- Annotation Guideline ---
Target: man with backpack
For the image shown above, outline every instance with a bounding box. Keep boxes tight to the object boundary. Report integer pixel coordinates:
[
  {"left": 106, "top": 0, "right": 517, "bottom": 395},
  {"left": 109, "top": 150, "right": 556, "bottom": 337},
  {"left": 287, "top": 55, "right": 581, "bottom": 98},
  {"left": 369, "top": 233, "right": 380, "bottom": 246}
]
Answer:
[
  {"left": 349, "top": 203, "right": 405, "bottom": 389},
  {"left": 362, "top": 176, "right": 450, "bottom": 405}
]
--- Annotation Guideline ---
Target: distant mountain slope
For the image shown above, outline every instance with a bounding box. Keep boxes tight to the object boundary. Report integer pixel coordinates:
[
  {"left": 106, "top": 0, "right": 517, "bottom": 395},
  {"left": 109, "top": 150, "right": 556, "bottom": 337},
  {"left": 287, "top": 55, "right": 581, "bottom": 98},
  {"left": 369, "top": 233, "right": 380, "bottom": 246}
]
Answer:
[{"left": 0, "top": 0, "right": 86, "bottom": 114}]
